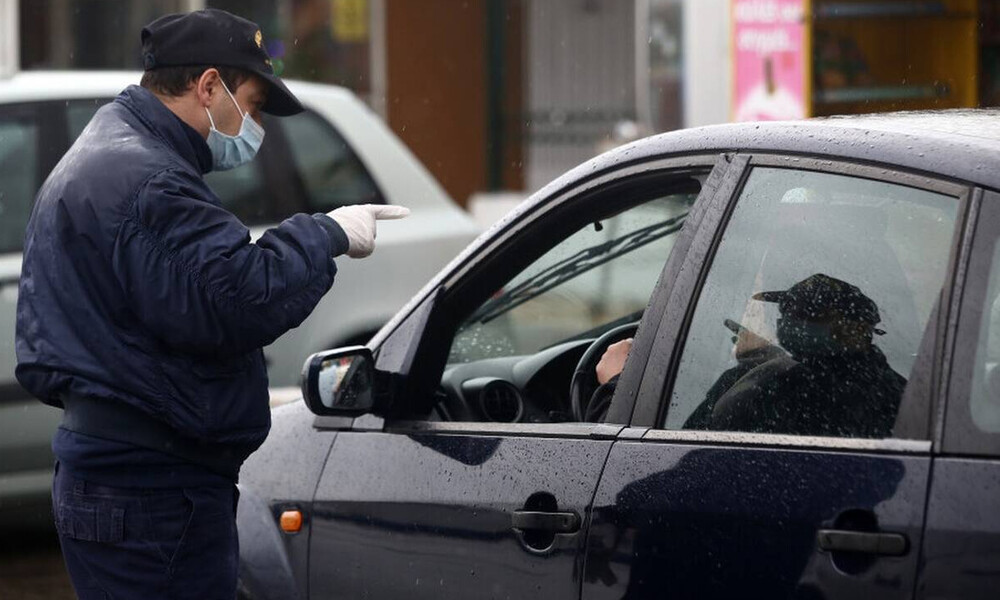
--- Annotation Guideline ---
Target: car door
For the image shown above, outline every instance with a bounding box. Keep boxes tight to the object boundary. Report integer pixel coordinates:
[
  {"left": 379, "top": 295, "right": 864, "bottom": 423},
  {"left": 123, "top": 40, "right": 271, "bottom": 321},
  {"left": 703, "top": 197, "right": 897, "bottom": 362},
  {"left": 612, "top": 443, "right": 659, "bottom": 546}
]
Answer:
[
  {"left": 0, "top": 100, "right": 70, "bottom": 516},
  {"left": 918, "top": 188, "right": 1000, "bottom": 599},
  {"left": 583, "top": 156, "right": 970, "bottom": 598},
  {"left": 306, "top": 156, "right": 731, "bottom": 599}
]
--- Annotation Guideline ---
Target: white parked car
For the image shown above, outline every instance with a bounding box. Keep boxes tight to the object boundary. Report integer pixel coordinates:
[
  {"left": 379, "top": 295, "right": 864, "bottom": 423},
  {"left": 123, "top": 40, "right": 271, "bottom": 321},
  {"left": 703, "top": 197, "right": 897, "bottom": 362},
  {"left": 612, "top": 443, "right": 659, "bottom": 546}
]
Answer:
[{"left": 0, "top": 71, "right": 479, "bottom": 526}]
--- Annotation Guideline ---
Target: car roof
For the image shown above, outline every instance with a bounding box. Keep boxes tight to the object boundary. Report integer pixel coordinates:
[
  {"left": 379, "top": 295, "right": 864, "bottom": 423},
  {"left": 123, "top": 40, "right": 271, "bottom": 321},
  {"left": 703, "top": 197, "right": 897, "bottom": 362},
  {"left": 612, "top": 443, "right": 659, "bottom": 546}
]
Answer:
[
  {"left": 0, "top": 70, "right": 358, "bottom": 105},
  {"left": 533, "top": 109, "right": 1000, "bottom": 204},
  {"left": 373, "top": 109, "right": 1000, "bottom": 351}
]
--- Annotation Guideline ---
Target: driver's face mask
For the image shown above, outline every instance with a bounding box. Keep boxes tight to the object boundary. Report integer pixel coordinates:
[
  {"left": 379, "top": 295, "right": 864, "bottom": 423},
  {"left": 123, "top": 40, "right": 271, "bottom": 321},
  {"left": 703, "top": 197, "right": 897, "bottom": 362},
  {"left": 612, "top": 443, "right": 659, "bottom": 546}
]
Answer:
[
  {"left": 204, "top": 78, "right": 264, "bottom": 171},
  {"left": 777, "top": 316, "right": 846, "bottom": 359}
]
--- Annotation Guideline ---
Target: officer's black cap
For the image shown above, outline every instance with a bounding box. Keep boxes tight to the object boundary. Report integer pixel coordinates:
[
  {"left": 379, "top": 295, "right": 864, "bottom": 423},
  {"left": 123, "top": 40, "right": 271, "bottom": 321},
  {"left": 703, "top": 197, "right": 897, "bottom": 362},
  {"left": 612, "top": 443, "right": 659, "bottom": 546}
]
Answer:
[
  {"left": 753, "top": 273, "right": 886, "bottom": 334},
  {"left": 141, "top": 9, "right": 303, "bottom": 116}
]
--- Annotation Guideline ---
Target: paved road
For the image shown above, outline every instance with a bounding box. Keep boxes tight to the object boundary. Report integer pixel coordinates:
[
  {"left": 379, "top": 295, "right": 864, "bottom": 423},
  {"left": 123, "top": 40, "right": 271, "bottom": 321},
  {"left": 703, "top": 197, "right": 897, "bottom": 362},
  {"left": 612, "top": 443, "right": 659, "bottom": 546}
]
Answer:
[{"left": 0, "top": 529, "right": 74, "bottom": 600}]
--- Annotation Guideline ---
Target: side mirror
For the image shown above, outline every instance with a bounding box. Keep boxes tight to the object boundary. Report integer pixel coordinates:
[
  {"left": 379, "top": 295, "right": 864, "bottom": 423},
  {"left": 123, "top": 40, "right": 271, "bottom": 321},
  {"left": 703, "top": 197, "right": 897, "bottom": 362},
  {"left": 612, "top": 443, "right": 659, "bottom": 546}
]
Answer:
[{"left": 301, "top": 346, "right": 377, "bottom": 416}]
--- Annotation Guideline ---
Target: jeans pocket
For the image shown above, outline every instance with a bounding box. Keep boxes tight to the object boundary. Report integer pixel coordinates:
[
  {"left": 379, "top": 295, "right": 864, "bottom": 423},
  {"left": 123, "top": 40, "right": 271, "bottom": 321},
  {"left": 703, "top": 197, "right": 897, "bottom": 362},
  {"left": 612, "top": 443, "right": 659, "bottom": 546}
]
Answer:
[
  {"left": 56, "top": 494, "right": 125, "bottom": 544},
  {"left": 141, "top": 489, "right": 195, "bottom": 569}
]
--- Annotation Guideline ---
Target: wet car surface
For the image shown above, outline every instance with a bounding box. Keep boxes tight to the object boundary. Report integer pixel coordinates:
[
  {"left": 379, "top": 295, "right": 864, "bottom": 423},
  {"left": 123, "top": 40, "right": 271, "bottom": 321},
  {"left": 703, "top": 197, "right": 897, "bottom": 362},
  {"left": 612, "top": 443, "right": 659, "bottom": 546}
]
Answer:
[{"left": 237, "top": 110, "right": 1000, "bottom": 599}]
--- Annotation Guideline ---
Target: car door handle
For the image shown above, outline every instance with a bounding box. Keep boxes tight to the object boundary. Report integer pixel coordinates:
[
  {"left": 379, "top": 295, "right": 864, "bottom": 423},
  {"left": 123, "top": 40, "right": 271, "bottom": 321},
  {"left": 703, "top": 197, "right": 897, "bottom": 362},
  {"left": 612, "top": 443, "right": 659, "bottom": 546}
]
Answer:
[
  {"left": 817, "top": 529, "right": 908, "bottom": 556},
  {"left": 511, "top": 510, "right": 580, "bottom": 533}
]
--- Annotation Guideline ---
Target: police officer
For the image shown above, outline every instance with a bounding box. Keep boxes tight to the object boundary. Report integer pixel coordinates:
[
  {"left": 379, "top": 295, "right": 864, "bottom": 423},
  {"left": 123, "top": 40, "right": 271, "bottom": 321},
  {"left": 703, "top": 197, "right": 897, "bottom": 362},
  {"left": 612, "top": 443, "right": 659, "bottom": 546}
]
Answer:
[{"left": 15, "top": 9, "right": 407, "bottom": 598}]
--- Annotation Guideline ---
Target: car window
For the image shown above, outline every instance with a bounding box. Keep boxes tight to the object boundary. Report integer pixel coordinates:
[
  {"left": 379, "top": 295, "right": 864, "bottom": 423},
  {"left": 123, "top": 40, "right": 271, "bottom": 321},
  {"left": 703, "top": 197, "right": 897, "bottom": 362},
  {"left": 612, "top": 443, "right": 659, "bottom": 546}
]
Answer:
[
  {"left": 449, "top": 189, "right": 698, "bottom": 364},
  {"left": 971, "top": 240, "right": 1000, "bottom": 433},
  {"left": 275, "top": 109, "right": 384, "bottom": 212},
  {"left": 204, "top": 161, "right": 270, "bottom": 225},
  {"left": 66, "top": 99, "right": 110, "bottom": 140},
  {"left": 0, "top": 112, "right": 40, "bottom": 255},
  {"left": 664, "top": 167, "right": 958, "bottom": 439}
]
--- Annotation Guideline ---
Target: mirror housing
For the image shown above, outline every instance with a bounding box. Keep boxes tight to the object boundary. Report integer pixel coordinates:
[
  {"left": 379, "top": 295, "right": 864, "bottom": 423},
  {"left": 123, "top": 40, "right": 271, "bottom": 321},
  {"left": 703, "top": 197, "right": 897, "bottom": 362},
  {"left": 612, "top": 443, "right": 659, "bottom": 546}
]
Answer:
[{"left": 301, "top": 346, "right": 379, "bottom": 417}]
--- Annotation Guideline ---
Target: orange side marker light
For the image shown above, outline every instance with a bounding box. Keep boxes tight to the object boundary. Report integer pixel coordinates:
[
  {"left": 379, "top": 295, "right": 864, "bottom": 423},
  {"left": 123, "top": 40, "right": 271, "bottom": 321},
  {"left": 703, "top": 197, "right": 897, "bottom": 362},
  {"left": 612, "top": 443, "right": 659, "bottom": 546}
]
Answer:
[{"left": 280, "top": 510, "right": 303, "bottom": 533}]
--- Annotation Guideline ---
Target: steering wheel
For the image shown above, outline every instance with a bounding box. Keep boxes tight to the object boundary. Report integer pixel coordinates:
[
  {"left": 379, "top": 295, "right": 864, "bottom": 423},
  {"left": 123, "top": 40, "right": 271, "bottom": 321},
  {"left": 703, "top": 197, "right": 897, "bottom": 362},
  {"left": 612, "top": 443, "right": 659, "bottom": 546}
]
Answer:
[{"left": 569, "top": 322, "right": 640, "bottom": 422}]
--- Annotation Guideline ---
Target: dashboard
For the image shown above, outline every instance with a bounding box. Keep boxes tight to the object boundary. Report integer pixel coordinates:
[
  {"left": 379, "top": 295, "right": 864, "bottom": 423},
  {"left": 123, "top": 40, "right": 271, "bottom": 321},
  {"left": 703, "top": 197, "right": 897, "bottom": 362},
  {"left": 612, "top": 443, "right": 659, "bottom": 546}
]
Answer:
[{"left": 435, "top": 339, "right": 593, "bottom": 423}]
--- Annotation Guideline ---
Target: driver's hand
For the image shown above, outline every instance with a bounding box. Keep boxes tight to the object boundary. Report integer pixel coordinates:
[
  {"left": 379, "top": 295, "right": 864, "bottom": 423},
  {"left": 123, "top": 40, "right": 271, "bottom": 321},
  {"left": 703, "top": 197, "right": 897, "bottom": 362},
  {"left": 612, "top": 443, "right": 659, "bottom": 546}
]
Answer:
[
  {"left": 734, "top": 326, "right": 770, "bottom": 359},
  {"left": 596, "top": 338, "right": 633, "bottom": 385}
]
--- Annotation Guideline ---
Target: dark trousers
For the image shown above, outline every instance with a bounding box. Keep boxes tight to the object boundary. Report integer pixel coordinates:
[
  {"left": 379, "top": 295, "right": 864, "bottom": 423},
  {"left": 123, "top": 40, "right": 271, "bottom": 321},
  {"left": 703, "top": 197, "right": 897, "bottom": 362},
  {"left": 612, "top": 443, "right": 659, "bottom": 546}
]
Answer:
[{"left": 52, "top": 462, "right": 239, "bottom": 600}]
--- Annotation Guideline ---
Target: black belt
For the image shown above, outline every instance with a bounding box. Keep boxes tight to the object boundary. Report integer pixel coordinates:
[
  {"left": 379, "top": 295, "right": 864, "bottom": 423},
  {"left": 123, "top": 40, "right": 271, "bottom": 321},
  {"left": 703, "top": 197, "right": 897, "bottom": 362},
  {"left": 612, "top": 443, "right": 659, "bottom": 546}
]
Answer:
[{"left": 60, "top": 394, "right": 244, "bottom": 480}]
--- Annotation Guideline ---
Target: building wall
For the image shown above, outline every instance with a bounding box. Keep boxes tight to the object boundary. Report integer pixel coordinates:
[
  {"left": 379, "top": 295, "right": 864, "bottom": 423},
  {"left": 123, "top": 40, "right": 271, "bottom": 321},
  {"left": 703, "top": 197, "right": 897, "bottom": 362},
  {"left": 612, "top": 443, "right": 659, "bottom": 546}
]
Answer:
[
  {"left": 524, "top": 0, "right": 636, "bottom": 191},
  {"left": 384, "top": 0, "right": 486, "bottom": 207},
  {"left": 0, "top": 0, "right": 17, "bottom": 77},
  {"left": 683, "top": 0, "right": 732, "bottom": 127},
  {"left": 19, "top": 0, "right": 195, "bottom": 70},
  {"left": 384, "top": 0, "right": 522, "bottom": 206}
]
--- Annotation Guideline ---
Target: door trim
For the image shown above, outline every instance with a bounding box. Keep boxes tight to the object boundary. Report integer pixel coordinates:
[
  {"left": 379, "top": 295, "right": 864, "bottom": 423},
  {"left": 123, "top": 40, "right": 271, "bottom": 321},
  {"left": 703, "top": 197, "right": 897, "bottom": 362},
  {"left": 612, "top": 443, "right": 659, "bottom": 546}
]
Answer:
[
  {"left": 606, "top": 153, "right": 737, "bottom": 424},
  {"left": 628, "top": 154, "right": 752, "bottom": 426},
  {"left": 942, "top": 188, "right": 1000, "bottom": 456},
  {"left": 386, "top": 421, "right": 624, "bottom": 440},
  {"left": 640, "top": 429, "right": 931, "bottom": 454}
]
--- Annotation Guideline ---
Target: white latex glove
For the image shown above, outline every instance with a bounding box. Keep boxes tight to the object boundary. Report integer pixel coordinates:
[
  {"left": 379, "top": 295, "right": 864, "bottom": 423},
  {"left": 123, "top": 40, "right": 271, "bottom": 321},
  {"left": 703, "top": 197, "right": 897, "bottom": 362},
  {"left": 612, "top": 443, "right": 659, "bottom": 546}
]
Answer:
[{"left": 326, "top": 204, "right": 410, "bottom": 258}]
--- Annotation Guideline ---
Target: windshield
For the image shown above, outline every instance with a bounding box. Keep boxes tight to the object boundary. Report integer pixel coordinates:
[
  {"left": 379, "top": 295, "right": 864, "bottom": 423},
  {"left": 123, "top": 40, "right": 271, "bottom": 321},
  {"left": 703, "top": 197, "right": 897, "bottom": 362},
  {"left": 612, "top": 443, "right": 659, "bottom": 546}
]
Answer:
[
  {"left": 468, "top": 212, "right": 688, "bottom": 326},
  {"left": 448, "top": 191, "right": 697, "bottom": 364}
]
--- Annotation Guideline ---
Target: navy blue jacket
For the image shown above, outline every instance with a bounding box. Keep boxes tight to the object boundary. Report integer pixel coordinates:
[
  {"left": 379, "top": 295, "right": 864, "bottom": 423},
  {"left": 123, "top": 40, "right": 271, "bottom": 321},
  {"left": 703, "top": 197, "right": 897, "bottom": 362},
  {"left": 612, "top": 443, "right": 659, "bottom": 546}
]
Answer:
[{"left": 15, "top": 86, "right": 348, "bottom": 474}]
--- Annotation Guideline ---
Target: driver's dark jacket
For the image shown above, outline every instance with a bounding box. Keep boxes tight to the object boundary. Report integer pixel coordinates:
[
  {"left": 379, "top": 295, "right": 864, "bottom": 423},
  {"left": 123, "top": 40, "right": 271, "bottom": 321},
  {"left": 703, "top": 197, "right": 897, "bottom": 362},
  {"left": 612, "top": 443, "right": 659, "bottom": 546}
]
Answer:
[
  {"left": 710, "top": 345, "right": 905, "bottom": 438},
  {"left": 15, "top": 85, "right": 348, "bottom": 478}
]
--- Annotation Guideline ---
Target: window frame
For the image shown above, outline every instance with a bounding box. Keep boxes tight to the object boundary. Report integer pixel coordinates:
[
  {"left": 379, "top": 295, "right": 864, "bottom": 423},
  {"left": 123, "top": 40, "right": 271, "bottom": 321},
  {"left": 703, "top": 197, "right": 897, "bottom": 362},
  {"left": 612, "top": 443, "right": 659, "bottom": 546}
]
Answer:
[
  {"left": 312, "top": 154, "right": 731, "bottom": 434},
  {"left": 943, "top": 188, "right": 1000, "bottom": 456},
  {"left": 628, "top": 153, "right": 972, "bottom": 453}
]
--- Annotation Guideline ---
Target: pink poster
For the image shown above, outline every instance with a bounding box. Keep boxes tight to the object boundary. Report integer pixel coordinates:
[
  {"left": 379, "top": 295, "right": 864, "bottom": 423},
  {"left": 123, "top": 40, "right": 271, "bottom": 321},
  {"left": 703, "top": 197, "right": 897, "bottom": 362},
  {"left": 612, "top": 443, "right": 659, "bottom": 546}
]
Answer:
[{"left": 733, "top": 0, "right": 807, "bottom": 122}]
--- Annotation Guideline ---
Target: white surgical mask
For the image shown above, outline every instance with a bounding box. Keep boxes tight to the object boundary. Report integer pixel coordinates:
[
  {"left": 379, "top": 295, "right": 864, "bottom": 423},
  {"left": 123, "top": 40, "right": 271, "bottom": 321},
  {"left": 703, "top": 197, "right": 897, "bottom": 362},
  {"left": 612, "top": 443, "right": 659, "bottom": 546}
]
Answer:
[{"left": 204, "top": 79, "right": 264, "bottom": 171}]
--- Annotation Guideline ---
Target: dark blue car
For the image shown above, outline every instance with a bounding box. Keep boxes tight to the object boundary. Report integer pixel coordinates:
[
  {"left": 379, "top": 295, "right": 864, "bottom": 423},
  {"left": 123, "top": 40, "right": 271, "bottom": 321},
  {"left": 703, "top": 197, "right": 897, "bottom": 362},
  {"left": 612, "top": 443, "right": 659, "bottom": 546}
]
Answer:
[{"left": 236, "top": 111, "right": 1000, "bottom": 599}]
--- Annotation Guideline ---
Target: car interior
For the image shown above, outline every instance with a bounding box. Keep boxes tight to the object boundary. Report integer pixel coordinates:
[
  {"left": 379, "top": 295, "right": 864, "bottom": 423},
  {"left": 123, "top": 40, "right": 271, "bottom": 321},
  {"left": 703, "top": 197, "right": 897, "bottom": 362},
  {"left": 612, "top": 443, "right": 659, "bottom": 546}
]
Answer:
[
  {"left": 401, "top": 164, "right": 961, "bottom": 439},
  {"left": 403, "top": 172, "right": 708, "bottom": 425}
]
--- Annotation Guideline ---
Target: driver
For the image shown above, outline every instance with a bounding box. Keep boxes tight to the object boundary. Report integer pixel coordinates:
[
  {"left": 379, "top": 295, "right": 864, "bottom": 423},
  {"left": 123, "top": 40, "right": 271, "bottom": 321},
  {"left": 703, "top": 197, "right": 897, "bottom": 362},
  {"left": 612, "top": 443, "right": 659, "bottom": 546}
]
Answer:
[
  {"left": 589, "top": 273, "right": 905, "bottom": 438},
  {"left": 710, "top": 273, "right": 906, "bottom": 437}
]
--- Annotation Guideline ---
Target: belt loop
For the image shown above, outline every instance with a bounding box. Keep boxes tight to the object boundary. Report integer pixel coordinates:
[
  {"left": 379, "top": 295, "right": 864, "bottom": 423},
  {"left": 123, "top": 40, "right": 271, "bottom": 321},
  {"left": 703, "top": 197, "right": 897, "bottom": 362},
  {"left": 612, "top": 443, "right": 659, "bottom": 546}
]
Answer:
[{"left": 73, "top": 479, "right": 85, "bottom": 495}]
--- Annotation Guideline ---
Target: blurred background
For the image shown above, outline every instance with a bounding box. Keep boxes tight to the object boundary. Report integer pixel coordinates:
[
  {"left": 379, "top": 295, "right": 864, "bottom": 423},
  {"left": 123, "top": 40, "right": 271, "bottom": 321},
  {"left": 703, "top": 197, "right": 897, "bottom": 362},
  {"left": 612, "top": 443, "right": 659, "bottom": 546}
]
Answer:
[{"left": 6, "top": 0, "right": 996, "bottom": 210}]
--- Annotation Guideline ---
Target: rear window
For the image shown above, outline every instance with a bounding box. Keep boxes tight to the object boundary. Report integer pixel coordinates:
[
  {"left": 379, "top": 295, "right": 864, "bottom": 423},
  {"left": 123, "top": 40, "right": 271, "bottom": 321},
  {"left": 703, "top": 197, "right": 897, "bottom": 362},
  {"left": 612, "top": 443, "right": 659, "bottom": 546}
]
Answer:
[
  {"left": 0, "top": 111, "right": 41, "bottom": 254},
  {"left": 276, "top": 108, "right": 385, "bottom": 212}
]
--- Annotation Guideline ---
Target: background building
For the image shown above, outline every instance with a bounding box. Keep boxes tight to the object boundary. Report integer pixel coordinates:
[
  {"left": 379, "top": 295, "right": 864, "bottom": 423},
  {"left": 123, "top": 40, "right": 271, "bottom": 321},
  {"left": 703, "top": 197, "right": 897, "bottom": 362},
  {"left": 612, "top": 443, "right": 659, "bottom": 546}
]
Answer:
[{"left": 4, "top": 0, "right": 999, "bottom": 206}]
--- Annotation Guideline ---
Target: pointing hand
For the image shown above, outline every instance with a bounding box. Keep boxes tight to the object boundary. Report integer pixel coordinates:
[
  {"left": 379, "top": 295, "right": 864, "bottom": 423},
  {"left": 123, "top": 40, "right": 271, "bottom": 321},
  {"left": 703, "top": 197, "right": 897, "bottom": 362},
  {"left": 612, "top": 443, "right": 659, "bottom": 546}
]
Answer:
[{"left": 327, "top": 204, "right": 410, "bottom": 258}]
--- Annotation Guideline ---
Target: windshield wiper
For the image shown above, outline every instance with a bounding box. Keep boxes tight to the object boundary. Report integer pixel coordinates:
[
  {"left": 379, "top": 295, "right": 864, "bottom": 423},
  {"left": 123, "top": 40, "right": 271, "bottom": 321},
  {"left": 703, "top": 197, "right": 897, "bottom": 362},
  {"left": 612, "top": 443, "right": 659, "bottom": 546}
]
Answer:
[{"left": 468, "top": 212, "right": 688, "bottom": 325}]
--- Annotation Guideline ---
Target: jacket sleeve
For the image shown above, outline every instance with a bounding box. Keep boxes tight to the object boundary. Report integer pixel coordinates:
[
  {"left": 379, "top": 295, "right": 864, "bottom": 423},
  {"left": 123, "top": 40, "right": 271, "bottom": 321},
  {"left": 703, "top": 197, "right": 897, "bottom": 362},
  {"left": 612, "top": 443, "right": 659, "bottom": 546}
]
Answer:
[{"left": 112, "top": 168, "right": 350, "bottom": 357}]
